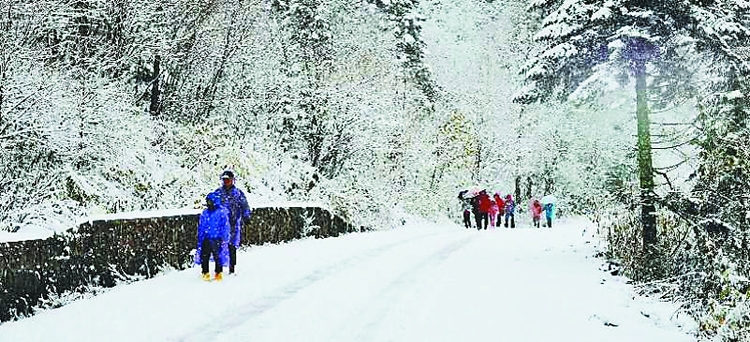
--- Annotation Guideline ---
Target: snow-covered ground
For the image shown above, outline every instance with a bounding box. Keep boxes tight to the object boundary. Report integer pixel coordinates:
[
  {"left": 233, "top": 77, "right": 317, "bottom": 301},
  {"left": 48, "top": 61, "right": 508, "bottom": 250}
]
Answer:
[
  {"left": 0, "top": 218, "right": 696, "bottom": 341},
  {"left": 0, "top": 226, "right": 59, "bottom": 243}
]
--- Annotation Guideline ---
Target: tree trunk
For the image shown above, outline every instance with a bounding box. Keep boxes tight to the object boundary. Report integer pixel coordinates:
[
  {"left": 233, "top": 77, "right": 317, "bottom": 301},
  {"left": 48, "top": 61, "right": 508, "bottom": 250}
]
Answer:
[
  {"left": 149, "top": 55, "right": 161, "bottom": 116},
  {"left": 544, "top": 177, "right": 553, "bottom": 195},
  {"left": 635, "top": 61, "right": 657, "bottom": 248},
  {"left": 473, "top": 141, "right": 481, "bottom": 182},
  {"left": 0, "top": 67, "right": 4, "bottom": 118},
  {"left": 525, "top": 176, "right": 533, "bottom": 200},
  {"left": 429, "top": 135, "right": 443, "bottom": 191}
]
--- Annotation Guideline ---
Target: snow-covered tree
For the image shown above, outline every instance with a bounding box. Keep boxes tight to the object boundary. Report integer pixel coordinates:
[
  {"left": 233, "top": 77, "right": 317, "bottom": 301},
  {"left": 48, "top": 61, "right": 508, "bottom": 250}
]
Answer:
[
  {"left": 518, "top": 0, "right": 750, "bottom": 252},
  {"left": 369, "top": 0, "right": 438, "bottom": 107}
]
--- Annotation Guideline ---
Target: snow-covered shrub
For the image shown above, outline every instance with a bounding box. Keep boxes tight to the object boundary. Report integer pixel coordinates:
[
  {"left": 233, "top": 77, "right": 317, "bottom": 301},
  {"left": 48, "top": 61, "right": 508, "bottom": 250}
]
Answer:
[
  {"left": 36, "top": 284, "right": 112, "bottom": 313},
  {"left": 600, "top": 204, "right": 693, "bottom": 283},
  {"left": 697, "top": 279, "right": 750, "bottom": 340}
]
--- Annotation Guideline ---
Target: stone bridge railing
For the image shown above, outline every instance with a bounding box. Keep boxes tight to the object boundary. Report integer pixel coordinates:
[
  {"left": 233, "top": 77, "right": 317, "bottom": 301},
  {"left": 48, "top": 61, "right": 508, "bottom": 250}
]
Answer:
[{"left": 0, "top": 206, "right": 355, "bottom": 322}]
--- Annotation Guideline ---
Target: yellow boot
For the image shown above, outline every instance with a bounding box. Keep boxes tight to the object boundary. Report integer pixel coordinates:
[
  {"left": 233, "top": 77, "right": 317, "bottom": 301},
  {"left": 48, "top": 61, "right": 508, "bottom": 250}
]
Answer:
[
  {"left": 214, "top": 272, "right": 223, "bottom": 281},
  {"left": 201, "top": 273, "right": 211, "bottom": 281}
]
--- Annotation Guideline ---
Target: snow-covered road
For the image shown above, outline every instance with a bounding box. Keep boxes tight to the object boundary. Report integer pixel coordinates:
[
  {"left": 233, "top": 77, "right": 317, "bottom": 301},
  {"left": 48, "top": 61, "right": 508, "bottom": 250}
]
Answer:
[{"left": 0, "top": 218, "right": 696, "bottom": 341}]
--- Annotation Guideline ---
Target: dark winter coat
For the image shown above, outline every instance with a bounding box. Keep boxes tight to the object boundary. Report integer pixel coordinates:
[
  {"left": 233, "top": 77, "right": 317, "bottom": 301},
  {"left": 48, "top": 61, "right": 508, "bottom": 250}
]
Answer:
[
  {"left": 458, "top": 190, "right": 472, "bottom": 211},
  {"left": 504, "top": 195, "right": 516, "bottom": 214},
  {"left": 469, "top": 197, "right": 480, "bottom": 213}
]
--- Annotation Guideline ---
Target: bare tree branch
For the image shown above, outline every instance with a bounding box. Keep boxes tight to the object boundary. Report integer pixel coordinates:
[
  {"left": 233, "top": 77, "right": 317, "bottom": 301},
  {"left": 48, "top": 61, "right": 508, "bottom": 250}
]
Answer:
[
  {"left": 654, "top": 158, "right": 690, "bottom": 172},
  {"left": 651, "top": 136, "right": 699, "bottom": 150},
  {"left": 653, "top": 169, "right": 674, "bottom": 190}
]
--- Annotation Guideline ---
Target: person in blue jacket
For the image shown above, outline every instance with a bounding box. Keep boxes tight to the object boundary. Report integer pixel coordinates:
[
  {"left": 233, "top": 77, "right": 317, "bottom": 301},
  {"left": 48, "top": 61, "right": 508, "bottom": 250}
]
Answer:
[
  {"left": 213, "top": 169, "right": 252, "bottom": 275},
  {"left": 195, "top": 192, "right": 230, "bottom": 281},
  {"left": 504, "top": 194, "right": 516, "bottom": 228},
  {"left": 544, "top": 202, "right": 556, "bottom": 228}
]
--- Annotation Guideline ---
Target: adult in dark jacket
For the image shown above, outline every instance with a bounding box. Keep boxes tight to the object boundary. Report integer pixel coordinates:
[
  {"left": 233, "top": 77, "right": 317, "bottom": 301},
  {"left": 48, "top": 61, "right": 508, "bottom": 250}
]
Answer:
[
  {"left": 504, "top": 194, "right": 516, "bottom": 228},
  {"left": 195, "top": 192, "right": 230, "bottom": 281},
  {"left": 213, "top": 170, "right": 252, "bottom": 275},
  {"left": 458, "top": 190, "right": 472, "bottom": 229}
]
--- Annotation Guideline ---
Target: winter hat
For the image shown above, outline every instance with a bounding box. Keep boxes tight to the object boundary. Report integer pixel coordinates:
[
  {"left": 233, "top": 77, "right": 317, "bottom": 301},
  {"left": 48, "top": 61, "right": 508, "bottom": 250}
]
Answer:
[
  {"left": 206, "top": 192, "right": 222, "bottom": 207},
  {"left": 220, "top": 169, "right": 235, "bottom": 179}
]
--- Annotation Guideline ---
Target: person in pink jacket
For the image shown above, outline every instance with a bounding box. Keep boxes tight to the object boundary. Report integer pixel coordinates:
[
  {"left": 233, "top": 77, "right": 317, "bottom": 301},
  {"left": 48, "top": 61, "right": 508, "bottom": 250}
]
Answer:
[
  {"left": 530, "top": 199, "right": 543, "bottom": 228},
  {"left": 488, "top": 199, "right": 499, "bottom": 228}
]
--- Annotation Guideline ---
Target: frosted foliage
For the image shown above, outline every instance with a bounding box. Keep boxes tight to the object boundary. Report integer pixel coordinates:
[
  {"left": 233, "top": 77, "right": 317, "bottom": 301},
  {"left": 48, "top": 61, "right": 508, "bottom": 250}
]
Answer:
[
  {"left": 535, "top": 23, "right": 579, "bottom": 40},
  {"left": 542, "top": 42, "right": 579, "bottom": 59},
  {"left": 10, "top": 0, "right": 750, "bottom": 336},
  {"left": 0, "top": 0, "right": 713, "bottom": 265},
  {"left": 591, "top": 3, "right": 613, "bottom": 21}
]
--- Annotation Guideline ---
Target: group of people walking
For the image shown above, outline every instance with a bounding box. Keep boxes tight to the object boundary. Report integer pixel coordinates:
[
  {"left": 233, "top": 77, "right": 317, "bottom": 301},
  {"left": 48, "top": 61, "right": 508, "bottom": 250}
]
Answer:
[
  {"left": 195, "top": 169, "right": 252, "bottom": 281},
  {"left": 196, "top": 174, "right": 560, "bottom": 281},
  {"left": 458, "top": 188, "right": 556, "bottom": 230}
]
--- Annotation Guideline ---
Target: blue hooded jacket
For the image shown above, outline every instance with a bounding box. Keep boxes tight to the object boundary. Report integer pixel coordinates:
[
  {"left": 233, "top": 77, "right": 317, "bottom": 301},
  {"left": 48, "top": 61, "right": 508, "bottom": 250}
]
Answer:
[
  {"left": 213, "top": 185, "right": 252, "bottom": 247},
  {"left": 194, "top": 192, "right": 230, "bottom": 266},
  {"left": 544, "top": 203, "right": 556, "bottom": 220},
  {"left": 504, "top": 195, "right": 516, "bottom": 214}
]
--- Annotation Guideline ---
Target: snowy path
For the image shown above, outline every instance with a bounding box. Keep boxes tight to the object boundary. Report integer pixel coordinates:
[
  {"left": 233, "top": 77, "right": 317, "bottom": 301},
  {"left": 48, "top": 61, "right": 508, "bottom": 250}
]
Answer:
[{"left": 0, "top": 218, "right": 695, "bottom": 342}]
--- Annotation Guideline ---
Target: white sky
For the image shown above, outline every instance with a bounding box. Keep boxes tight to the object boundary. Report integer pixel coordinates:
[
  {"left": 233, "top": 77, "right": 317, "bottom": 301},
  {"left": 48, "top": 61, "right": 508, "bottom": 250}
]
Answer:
[{"left": 0, "top": 218, "right": 696, "bottom": 342}]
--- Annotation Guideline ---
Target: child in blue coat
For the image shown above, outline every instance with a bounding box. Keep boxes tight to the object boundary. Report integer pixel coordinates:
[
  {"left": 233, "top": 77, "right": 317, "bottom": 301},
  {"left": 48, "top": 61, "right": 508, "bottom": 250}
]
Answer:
[{"left": 195, "top": 192, "right": 230, "bottom": 281}]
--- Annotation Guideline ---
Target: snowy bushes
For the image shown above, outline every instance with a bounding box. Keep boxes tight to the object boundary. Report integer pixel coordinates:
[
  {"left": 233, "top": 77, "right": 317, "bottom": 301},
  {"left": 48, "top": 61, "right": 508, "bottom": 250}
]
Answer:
[
  {"left": 0, "top": 57, "right": 203, "bottom": 234},
  {"left": 602, "top": 194, "right": 750, "bottom": 340},
  {"left": 700, "top": 291, "right": 750, "bottom": 340},
  {"left": 601, "top": 206, "right": 679, "bottom": 282},
  {"left": 0, "top": 0, "right": 514, "bottom": 236}
]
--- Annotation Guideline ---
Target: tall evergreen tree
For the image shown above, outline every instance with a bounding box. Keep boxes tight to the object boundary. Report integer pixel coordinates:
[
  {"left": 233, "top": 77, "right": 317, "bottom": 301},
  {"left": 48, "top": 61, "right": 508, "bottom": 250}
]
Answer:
[
  {"left": 369, "top": 0, "right": 438, "bottom": 107},
  {"left": 517, "top": 0, "right": 750, "bottom": 253},
  {"left": 270, "top": 0, "right": 343, "bottom": 179},
  {"left": 684, "top": 7, "right": 750, "bottom": 307}
]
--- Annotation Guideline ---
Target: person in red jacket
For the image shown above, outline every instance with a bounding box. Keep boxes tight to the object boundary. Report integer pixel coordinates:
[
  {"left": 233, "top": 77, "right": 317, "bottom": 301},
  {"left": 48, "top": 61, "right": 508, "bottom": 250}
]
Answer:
[
  {"left": 477, "top": 190, "right": 492, "bottom": 230},
  {"left": 493, "top": 193, "right": 505, "bottom": 227},
  {"left": 530, "top": 199, "right": 543, "bottom": 228}
]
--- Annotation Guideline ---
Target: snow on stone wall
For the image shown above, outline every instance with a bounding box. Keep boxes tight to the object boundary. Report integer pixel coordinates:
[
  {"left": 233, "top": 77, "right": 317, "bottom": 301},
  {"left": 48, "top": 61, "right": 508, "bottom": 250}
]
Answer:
[{"left": 0, "top": 206, "right": 355, "bottom": 322}]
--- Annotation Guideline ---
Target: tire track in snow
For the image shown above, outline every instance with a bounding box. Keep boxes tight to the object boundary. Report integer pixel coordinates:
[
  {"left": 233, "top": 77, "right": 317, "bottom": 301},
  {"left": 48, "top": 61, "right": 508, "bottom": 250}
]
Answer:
[
  {"left": 339, "top": 233, "right": 477, "bottom": 342},
  {"left": 173, "top": 229, "right": 452, "bottom": 342}
]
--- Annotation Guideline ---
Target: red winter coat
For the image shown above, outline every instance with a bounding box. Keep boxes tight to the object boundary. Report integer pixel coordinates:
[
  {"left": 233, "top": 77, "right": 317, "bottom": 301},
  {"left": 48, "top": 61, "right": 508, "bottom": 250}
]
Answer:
[
  {"left": 478, "top": 192, "right": 492, "bottom": 213},
  {"left": 494, "top": 194, "right": 505, "bottom": 213},
  {"left": 531, "top": 200, "right": 543, "bottom": 218}
]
